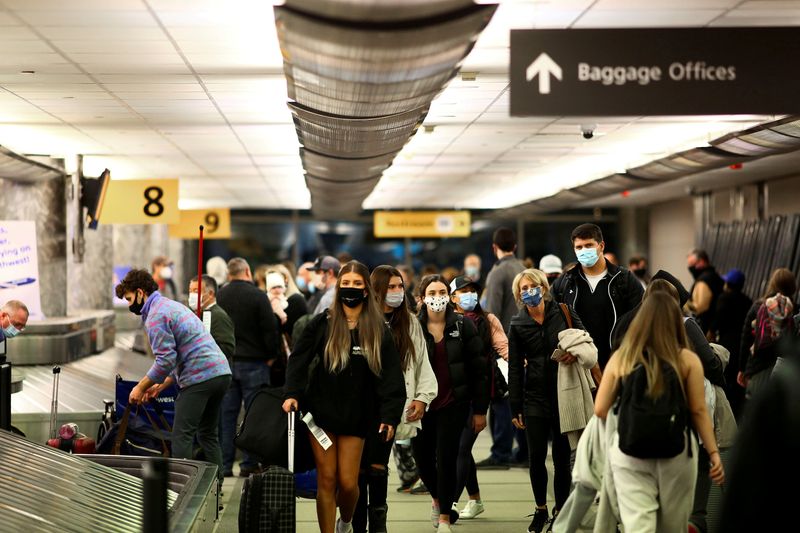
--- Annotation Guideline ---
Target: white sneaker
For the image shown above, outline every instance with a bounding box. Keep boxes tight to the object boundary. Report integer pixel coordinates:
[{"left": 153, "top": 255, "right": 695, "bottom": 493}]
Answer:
[
  {"left": 431, "top": 505, "right": 440, "bottom": 528},
  {"left": 438, "top": 523, "right": 453, "bottom": 533},
  {"left": 336, "top": 518, "right": 354, "bottom": 533},
  {"left": 460, "top": 499, "right": 485, "bottom": 519}
]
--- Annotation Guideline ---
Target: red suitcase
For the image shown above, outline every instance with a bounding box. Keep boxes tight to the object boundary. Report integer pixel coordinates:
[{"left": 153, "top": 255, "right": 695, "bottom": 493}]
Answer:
[{"left": 45, "top": 366, "right": 96, "bottom": 454}]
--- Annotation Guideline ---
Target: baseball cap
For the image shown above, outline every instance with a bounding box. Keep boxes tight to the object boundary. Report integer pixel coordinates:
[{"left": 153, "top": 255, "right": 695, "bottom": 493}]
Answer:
[
  {"left": 310, "top": 255, "right": 341, "bottom": 273},
  {"left": 450, "top": 275, "right": 480, "bottom": 293},
  {"left": 539, "top": 254, "right": 563, "bottom": 275},
  {"left": 722, "top": 269, "right": 745, "bottom": 288}
]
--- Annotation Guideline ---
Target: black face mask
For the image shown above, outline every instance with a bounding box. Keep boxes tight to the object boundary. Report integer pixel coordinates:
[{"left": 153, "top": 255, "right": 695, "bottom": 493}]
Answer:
[
  {"left": 338, "top": 287, "right": 366, "bottom": 308},
  {"left": 633, "top": 268, "right": 647, "bottom": 278},
  {"left": 129, "top": 291, "right": 145, "bottom": 315},
  {"left": 688, "top": 266, "right": 700, "bottom": 279}
]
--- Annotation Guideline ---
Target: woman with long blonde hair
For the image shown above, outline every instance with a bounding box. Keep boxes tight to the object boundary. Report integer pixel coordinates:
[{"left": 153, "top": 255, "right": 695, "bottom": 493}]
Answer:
[
  {"left": 284, "top": 261, "right": 406, "bottom": 533},
  {"left": 595, "top": 292, "right": 724, "bottom": 532}
]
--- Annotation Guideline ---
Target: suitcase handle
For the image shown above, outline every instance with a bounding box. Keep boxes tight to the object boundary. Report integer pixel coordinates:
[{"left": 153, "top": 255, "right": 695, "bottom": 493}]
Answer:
[{"left": 287, "top": 411, "right": 295, "bottom": 473}]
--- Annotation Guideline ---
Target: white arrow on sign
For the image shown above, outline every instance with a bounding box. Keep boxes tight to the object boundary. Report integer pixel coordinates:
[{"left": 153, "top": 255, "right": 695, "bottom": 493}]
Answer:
[{"left": 526, "top": 53, "right": 562, "bottom": 94}]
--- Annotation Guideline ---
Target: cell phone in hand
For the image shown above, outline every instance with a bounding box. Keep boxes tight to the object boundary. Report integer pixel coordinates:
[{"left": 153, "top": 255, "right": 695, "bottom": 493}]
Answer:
[{"left": 379, "top": 426, "right": 389, "bottom": 441}]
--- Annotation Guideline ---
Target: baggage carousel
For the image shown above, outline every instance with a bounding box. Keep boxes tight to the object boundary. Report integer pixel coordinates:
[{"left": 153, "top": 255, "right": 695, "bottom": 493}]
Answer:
[
  {"left": 0, "top": 430, "right": 218, "bottom": 532},
  {"left": 9, "top": 332, "right": 157, "bottom": 445}
]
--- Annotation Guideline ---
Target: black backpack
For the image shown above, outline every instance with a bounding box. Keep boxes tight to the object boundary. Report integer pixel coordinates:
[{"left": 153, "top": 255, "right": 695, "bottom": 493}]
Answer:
[{"left": 614, "top": 361, "right": 691, "bottom": 459}]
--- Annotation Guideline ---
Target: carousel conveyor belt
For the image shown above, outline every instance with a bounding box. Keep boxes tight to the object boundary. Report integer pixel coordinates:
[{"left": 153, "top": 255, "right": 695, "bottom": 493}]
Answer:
[{"left": 0, "top": 430, "right": 219, "bottom": 532}]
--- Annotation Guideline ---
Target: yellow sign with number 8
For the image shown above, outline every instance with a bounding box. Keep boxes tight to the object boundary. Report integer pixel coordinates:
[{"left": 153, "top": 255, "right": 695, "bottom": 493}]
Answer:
[
  {"left": 100, "top": 179, "right": 179, "bottom": 224},
  {"left": 168, "top": 209, "right": 231, "bottom": 239}
]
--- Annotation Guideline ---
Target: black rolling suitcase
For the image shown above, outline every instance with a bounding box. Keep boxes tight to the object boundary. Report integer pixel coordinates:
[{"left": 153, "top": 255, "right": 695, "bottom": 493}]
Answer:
[{"left": 238, "top": 411, "right": 298, "bottom": 533}]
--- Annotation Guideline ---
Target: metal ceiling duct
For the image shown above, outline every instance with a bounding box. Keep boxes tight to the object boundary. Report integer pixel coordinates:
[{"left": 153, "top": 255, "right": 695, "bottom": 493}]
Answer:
[
  {"left": 712, "top": 125, "right": 800, "bottom": 156},
  {"left": 284, "top": 0, "right": 476, "bottom": 23},
  {"left": 288, "top": 66, "right": 457, "bottom": 104},
  {"left": 275, "top": 2, "right": 498, "bottom": 218},
  {"left": 572, "top": 173, "right": 650, "bottom": 197},
  {"left": 495, "top": 115, "right": 800, "bottom": 217},
  {"left": 768, "top": 117, "right": 800, "bottom": 139},
  {"left": 289, "top": 103, "right": 427, "bottom": 159},
  {"left": 301, "top": 149, "right": 396, "bottom": 180},
  {"left": 288, "top": 83, "right": 444, "bottom": 118},
  {"left": 306, "top": 175, "right": 381, "bottom": 194},
  {"left": 0, "top": 146, "right": 65, "bottom": 181}
]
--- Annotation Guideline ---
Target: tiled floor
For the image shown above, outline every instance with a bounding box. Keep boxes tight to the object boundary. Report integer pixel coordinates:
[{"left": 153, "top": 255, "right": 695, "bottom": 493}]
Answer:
[{"left": 216, "top": 429, "right": 555, "bottom": 533}]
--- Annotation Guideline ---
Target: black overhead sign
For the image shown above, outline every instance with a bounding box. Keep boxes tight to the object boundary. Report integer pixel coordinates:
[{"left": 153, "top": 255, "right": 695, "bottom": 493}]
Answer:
[{"left": 510, "top": 27, "right": 800, "bottom": 116}]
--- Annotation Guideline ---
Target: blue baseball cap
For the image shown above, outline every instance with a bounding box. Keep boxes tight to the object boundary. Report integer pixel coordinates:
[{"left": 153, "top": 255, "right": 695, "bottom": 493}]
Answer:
[{"left": 722, "top": 269, "right": 745, "bottom": 288}]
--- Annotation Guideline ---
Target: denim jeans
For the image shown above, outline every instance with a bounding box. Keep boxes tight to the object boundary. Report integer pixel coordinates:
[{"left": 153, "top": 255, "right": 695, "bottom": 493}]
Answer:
[
  {"left": 220, "top": 360, "right": 270, "bottom": 472},
  {"left": 489, "top": 397, "right": 514, "bottom": 463}
]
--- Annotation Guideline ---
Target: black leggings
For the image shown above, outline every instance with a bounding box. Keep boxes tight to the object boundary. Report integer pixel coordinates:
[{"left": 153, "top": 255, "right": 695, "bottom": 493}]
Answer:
[
  {"left": 454, "top": 412, "right": 480, "bottom": 501},
  {"left": 525, "top": 415, "right": 571, "bottom": 510},
  {"left": 412, "top": 402, "right": 470, "bottom": 514}
]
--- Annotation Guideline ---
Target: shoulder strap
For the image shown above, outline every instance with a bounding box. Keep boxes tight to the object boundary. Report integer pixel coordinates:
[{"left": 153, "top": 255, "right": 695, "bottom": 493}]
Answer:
[{"left": 559, "top": 303, "right": 573, "bottom": 329}]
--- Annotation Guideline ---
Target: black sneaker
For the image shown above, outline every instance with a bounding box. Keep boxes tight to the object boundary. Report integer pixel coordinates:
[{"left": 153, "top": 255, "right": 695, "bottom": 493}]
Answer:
[
  {"left": 410, "top": 481, "right": 429, "bottom": 495},
  {"left": 545, "top": 509, "right": 559, "bottom": 532},
  {"left": 527, "top": 508, "right": 549, "bottom": 533},
  {"left": 474, "top": 457, "right": 510, "bottom": 470},
  {"left": 396, "top": 475, "right": 420, "bottom": 493}
]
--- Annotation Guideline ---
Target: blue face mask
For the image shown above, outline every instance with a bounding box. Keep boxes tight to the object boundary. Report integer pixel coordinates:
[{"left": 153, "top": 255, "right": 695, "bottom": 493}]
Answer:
[
  {"left": 295, "top": 276, "right": 307, "bottom": 291},
  {"left": 576, "top": 247, "right": 599, "bottom": 268},
  {"left": 521, "top": 287, "right": 543, "bottom": 308},
  {"left": 458, "top": 292, "right": 478, "bottom": 311},
  {"left": 465, "top": 265, "right": 480, "bottom": 280},
  {"left": 2, "top": 324, "right": 20, "bottom": 338}
]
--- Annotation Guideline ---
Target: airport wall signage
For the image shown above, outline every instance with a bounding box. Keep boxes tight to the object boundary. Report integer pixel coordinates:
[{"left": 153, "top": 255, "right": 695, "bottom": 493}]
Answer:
[
  {"left": 374, "top": 211, "right": 471, "bottom": 238},
  {"left": 510, "top": 27, "right": 800, "bottom": 116},
  {"left": 168, "top": 209, "right": 231, "bottom": 239},
  {"left": 0, "top": 221, "right": 43, "bottom": 321},
  {"left": 101, "top": 179, "right": 179, "bottom": 224}
]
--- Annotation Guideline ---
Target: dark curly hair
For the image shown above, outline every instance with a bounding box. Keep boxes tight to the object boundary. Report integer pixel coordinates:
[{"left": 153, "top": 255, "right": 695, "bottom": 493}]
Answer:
[{"left": 115, "top": 268, "right": 159, "bottom": 298}]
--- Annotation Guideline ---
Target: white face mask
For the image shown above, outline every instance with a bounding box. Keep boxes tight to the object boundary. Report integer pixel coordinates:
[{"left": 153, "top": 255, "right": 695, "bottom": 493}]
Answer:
[
  {"left": 424, "top": 295, "right": 449, "bottom": 313},
  {"left": 188, "top": 292, "right": 199, "bottom": 309},
  {"left": 160, "top": 266, "right": 173, "bottom": 280},
  {"left": 385, "top": 291, "right": 405, "bottom": 308}
]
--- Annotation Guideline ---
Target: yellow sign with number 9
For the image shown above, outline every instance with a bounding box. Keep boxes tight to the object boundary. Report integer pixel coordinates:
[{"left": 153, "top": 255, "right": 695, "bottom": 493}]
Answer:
[{"left": 168, "top": 209, "right": 231, "bottom": 239}]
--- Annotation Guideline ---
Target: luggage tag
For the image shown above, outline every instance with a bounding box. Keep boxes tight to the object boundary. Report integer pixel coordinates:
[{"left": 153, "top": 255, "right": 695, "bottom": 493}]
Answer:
[{"left": 302, "top": 412, "right": 332, "bottom": 450}]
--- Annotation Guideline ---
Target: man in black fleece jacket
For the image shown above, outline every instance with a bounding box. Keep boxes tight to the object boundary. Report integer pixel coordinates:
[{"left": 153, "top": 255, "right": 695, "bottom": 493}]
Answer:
[{"left": 216, "top": 257, "right": 280, "bottom": 477}]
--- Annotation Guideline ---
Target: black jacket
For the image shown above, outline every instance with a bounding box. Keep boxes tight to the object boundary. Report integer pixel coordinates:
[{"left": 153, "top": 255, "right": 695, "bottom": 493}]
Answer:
[
  {"left": 551, "top": 261, "right": 643, "bottom": 362},
  {"left": 508, "top": 301, "right": 584, "bottom": 418},
  {"left": 712, "top": 290, "right": 752, "bottom": 372},
  {"left": 207, "top": 303, "right": 236, "bottom": 361},
  {"left": 217, "top": 279, "right": 279, "bottom": 362},
  {"left": 417, "top": 306, "right": 489, "bottom": 415},
  {"left": 284, "top": 312, "right": 406, "bottom": 436}
]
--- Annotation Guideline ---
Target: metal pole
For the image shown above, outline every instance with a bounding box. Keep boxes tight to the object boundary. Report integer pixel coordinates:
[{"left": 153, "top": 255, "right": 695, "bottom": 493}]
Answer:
[
  {"left": 72, "top": 154, "right": 86, "bottom": 263},
  {"left": 292, "top": 209, "right": 300, "bottom": 266},
  {"left": 196, "top": 225, "right": 204, "bottom": 318},
  {"left": 143, "top": 457, "right": 169, "bottom": 533},
  {"left": 0, "top": 362, "right": 11, "bottom": 431},
  {"left": 516, "top": 218, "right": 526, "bottom": 260}
]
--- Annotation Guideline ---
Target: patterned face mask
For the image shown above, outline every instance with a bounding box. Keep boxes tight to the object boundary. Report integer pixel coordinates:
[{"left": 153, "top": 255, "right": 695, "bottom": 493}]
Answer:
[{"left": 424, "top": 295, "right": 449, "bottom": 313}]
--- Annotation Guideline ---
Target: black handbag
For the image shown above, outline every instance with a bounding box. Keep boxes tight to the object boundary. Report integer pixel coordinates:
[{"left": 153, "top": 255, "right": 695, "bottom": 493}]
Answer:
[{"left": 234, "top": 387, "right": 315, "bottom": 473}]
